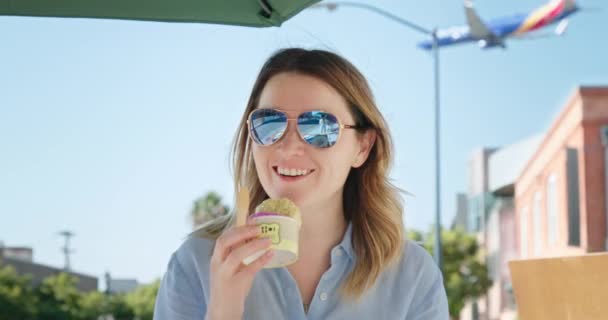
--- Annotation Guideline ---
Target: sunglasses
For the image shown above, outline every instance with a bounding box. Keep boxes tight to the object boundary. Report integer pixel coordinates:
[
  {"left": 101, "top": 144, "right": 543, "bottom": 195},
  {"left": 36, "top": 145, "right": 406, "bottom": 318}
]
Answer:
[{"left": 247, "top": 108, "right": 362, "bottom": 148}]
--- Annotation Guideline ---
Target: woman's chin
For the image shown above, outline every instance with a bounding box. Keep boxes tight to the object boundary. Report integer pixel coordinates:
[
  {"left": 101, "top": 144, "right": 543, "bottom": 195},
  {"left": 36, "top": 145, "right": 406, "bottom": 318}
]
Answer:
[{"left": 268, "top": 189, "right": 310, "bottom": 207}]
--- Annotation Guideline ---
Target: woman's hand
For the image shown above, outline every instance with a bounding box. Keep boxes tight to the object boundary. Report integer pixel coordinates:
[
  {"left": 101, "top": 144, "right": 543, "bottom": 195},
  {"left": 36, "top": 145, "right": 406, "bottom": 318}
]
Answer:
[{"left": 206, "top": 223, "right": 274, "bottom": 320}]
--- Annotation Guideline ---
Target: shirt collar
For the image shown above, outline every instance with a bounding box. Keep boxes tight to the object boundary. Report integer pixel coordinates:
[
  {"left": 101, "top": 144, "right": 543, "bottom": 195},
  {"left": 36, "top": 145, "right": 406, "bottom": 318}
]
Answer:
[{"left": 337, "top": 221, "right": 354, "bottom": 261}]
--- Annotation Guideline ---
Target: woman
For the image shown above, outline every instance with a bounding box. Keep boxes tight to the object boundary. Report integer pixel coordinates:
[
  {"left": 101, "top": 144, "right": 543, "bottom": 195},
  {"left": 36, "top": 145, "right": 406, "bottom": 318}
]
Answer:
[{"left": 154, "top": 48, "right": 449, "bottom": 320}]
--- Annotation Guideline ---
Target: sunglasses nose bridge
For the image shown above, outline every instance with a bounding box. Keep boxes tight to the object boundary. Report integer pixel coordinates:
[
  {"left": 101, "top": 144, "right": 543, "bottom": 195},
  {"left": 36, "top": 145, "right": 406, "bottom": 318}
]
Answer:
[{"left": 276, "top": 118, "right": 307, "bottom": 150}]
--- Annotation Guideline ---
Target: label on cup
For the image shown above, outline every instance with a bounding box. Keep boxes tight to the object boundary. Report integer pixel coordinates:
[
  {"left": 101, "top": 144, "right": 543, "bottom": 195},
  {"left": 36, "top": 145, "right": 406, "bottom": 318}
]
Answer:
[
  {"left": 259, "top": 223, "right": 281, "bottom": 244},
  {"left": 243, "top": 215, "right": 300, "bottom": 268}
]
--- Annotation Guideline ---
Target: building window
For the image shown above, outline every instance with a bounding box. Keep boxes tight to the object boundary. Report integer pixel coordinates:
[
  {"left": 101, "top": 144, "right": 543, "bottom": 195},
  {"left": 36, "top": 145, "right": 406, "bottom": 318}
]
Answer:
[
  {"left": 533, "top": 192, "right": 542, "bottom": 256},
  {"left": 566, "top": 148, "right": 580, "bottom": 246},
  {"left": 547, "top": 174, "right": 559, "bottom": 246},
  {"left": 468, "top": 196, "right": 481, "bottom": 233},
  {"left": 520, "top": 206, "right": 529, "bottom": 258},
  {"left": 472, "top": 301, "right": 479, "bottom": 320}
]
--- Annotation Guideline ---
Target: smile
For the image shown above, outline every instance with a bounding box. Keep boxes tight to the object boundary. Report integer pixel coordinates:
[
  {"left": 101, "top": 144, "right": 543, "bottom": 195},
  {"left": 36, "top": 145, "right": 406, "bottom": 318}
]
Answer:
[{"left": 273, "top": 166, "right": 314, "bottom": 178}]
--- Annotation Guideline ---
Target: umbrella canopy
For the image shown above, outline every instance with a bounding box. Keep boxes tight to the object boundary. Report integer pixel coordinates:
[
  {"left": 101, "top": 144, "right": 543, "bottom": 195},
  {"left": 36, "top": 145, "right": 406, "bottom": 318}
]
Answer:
[{"left": 0, "top": 0, "right": 320, "bottom": 27}]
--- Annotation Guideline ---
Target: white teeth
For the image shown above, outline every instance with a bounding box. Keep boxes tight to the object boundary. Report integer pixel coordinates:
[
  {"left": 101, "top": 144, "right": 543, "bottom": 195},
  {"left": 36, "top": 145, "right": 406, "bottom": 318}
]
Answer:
[{"left": 277, "top": 167, "right": 311, "bottom": 177}]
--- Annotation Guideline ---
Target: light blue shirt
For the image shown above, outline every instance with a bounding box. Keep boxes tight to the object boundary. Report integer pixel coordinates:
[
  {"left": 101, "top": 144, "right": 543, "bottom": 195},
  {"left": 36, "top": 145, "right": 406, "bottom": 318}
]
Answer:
[{"left": 154, "top": 223, "right": 449, "bottom": 320}]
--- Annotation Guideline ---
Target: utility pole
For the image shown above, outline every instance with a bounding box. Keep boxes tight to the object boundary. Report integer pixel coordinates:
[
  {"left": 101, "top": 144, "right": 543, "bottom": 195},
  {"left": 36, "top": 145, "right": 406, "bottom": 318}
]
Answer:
[{"left": 59, "top": 230, "right": 75, "bottom": 271}]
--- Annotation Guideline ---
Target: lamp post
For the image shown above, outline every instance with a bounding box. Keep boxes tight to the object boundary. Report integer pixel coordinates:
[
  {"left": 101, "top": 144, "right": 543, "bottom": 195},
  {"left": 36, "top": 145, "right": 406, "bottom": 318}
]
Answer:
[{"left": 313, "top": 2, "right": 443, "bottom": 271}]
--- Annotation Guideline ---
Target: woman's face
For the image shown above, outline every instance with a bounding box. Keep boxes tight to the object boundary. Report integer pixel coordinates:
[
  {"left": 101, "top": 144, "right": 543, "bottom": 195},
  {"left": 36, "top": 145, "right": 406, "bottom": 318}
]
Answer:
[{"left": 251, "top": 72, "right": 374, "bottom": 211}]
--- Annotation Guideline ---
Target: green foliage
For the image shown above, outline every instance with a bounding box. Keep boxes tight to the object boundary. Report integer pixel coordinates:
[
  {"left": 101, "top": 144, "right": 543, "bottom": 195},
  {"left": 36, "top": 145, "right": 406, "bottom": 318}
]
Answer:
[
  {"left": 78, "top": 291, "right": 107, "bottom": 319},
  {"left": 107, "top": 294, "right": 135, "bottom": 320},
  {"left": 0, "top": 265, "right": 36, "bottom": 320},
  {"left": 191, "top": 191, "right": 230, "bottom": 228},
  {"left": 35, "top": 273, "right": 83, "bottom": 319},
  {"left": 408, "top": 228, "right": 493, "bottom": 318},
  {"left": 0, "top": 265, "right": 159, "bottom": 320},
  {"left": 125, "top": 280, "right": 160, "bottom": 320}
]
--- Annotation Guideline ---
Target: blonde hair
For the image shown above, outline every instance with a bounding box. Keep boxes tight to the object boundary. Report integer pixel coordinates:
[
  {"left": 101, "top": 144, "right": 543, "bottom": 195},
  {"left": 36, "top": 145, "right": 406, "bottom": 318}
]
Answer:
[{"left": 196, "top": 48, "right": 405, "bottom": 299}]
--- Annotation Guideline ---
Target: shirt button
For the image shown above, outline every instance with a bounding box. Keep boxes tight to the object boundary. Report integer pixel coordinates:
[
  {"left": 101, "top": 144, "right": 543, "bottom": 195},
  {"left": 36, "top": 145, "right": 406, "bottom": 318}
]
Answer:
[
  {"left": 320, "top": 292, "right": 328, "bottom": 301},
  {"left": 336, "top": 251, "right": 342, "bottom": 257}
]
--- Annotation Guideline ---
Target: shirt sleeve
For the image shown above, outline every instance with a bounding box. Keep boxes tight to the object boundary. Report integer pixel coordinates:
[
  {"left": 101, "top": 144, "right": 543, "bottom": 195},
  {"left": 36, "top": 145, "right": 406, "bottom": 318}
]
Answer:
[
  {"left": 154, "top": 252, "right": 207, "bottom": 320},
  {"left": 405, "top": 251, "right": 450, "bottom": 320}
]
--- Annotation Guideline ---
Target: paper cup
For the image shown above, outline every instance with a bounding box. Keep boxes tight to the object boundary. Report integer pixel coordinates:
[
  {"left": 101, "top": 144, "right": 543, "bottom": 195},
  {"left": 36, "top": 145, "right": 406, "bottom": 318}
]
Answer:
[{"left": 242, "top": 215, "right": 301, "bottom": 268}]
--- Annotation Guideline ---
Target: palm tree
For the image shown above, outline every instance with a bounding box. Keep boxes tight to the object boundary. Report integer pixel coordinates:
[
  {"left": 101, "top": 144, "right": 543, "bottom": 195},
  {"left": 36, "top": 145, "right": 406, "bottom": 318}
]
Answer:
[{"left": 191, "top": 191, "right": 230, "bottom": 229}]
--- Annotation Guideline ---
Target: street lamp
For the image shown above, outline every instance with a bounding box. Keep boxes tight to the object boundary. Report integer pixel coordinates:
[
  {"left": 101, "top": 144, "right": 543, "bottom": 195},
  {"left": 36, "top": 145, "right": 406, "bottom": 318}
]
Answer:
[{"left": 312, "top": 1, "right": 443, "bottom": 271}]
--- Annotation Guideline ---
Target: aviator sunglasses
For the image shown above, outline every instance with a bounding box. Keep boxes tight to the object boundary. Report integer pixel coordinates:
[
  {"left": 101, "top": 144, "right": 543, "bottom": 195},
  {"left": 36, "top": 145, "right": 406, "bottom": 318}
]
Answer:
[{"left": 247, "top": 108, "right": 363, "bottom": 148}]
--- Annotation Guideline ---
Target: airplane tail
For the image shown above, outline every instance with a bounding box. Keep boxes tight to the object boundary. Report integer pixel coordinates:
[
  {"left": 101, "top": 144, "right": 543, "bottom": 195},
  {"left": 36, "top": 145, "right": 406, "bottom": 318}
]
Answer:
[{"left": 561, "top": 0, "right": 577, "bottom": 11}]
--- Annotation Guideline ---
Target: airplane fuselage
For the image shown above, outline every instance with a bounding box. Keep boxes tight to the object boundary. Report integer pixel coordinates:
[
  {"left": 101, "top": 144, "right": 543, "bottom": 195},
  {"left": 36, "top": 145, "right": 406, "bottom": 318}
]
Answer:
[{"left": 418, "top": 0, "right": 579, "bottom": 50}]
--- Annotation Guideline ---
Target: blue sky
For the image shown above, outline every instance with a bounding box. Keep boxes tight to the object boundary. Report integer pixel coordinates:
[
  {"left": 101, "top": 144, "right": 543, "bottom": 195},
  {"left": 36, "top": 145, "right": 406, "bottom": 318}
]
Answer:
[{"left": 1, "top": 0, "right": 606, "bottom": 286}]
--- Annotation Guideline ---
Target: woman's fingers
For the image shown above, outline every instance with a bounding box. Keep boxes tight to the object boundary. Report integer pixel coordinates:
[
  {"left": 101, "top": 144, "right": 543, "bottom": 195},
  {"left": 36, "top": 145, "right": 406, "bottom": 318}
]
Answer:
[
  {"left": 224, "top": 237, "right": 273, "bottom": 275},
  {"left": 239, "top": 249, "right": 274, "bottom": 277},
  {"left": 213, "top": 225, "right": 261, "bottom": 262}
]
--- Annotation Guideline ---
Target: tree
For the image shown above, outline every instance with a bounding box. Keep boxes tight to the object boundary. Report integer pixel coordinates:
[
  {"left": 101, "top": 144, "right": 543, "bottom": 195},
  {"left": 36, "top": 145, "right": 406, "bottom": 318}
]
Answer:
[
  {"left": 0, "top": 265, "right": 36, "bottom": 320},
  {"left": 106, "top": 293, "right": 135, "bottom": 320},
  {"left": 36, "top": 272, "right": 91, "bottom": 319},
  {"left": 125, "top": 280, "right": 160, "bottom": 320},
  {"left": 409, "top": 228, "right": 492, "bottom": 319},
  {"left": 34, "top": 272, "right": 83, "bottom": 320},
  {"left": 0, "top": 266, "right": 161, "bottom": 319},
  {"left": 191, "top": 191, "right": 230, "bottom": 229},
  {"left": 78, "top": 290, "right": 108, "bottom": 319}
]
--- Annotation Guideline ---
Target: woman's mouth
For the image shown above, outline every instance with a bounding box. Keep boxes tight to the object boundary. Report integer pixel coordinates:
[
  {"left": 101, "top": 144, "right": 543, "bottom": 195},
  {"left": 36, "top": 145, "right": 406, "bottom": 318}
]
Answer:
[{"left": 273, "top": 166, "right": 315, "bottom": 181}]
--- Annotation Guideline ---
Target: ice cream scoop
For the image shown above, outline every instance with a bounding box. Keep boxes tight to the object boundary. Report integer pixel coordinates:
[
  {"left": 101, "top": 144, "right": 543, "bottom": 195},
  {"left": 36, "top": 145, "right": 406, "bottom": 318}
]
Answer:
[{"left": 250, "top": 198, "right": 301, "bottom": 224}]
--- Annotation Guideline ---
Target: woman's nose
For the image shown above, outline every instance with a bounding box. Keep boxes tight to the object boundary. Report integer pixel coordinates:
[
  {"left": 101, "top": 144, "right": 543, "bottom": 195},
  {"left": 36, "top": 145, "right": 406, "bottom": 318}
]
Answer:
[{"left": 277, "top": 121, "right": 305, "bottom": 155}]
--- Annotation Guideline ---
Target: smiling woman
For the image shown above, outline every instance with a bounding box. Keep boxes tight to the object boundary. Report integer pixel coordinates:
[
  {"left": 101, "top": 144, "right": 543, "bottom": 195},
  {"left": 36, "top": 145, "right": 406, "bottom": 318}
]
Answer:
[{"left": 153, "top": 48, "right": 449, "bottom": 320}]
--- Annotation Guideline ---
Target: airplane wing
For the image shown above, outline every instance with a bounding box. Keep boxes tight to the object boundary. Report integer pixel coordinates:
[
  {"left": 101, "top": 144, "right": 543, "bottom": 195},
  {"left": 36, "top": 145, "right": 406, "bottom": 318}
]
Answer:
[{"left": 464, "top": 0, "right": 496, "bottom": 38}]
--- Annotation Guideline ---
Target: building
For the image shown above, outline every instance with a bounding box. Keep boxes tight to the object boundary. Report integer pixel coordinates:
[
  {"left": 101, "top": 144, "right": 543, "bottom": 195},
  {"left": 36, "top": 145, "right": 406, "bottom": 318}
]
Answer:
[
  {"left": 459, "top": 135, "right": 542, "bottom": 320},
  {"left": 451, "top": 193, "right": 469, "bottom": 231},
  {"left": 515, "top": 87, "right": 608, "bottom": 259},
  {"left": 0, "top": 244, "right": 98, "bottom": 292},
  {"left": 105, "top": 271, "right": 139, "bottom": 294},
  {"left": 483, "top": 135, "right": 543, "bottom": 320},
  {"left": 459, "top": 86, "right": 608, "bottom": 320},
  {"left": 0, "top": 245, "right": 34, "bottom": 262}
]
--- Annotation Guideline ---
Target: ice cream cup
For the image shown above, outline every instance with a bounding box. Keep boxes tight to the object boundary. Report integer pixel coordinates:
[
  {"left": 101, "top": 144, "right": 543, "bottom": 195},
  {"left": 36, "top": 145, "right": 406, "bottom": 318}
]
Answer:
[{"left": 242, "top": 213, "right": 301, "bottom": 268}]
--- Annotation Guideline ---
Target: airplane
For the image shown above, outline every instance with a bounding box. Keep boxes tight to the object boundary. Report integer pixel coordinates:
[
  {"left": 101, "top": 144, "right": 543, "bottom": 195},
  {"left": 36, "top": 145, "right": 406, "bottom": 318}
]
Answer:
[{"left": 417, "top": 0, "right": 579, "bottom": 50}]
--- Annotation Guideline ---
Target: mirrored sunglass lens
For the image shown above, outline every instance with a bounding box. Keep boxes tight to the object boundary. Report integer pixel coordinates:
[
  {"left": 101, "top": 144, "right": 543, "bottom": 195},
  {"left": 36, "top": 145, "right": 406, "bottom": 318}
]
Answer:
[
  {"left": 297, "top": 111, "right": 340, "bottom": 148},
  {"left": 250, "top": 109, "right": 287, "bottom": 145}
]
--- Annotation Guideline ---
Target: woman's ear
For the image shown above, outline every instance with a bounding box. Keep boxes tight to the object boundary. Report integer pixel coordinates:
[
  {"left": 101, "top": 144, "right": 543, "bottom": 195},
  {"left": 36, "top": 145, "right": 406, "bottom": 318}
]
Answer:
[{"left": 352, "top": 129, "right": 376, "bottom": 168}]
